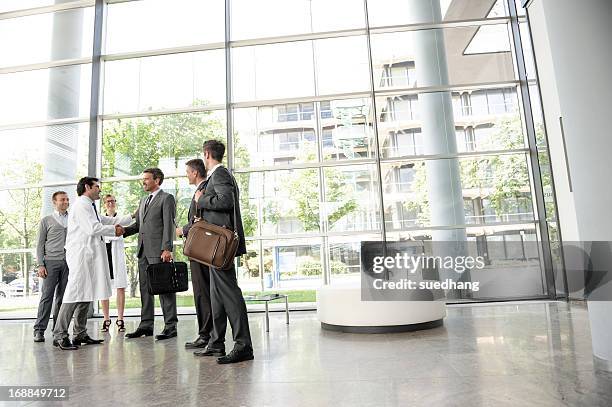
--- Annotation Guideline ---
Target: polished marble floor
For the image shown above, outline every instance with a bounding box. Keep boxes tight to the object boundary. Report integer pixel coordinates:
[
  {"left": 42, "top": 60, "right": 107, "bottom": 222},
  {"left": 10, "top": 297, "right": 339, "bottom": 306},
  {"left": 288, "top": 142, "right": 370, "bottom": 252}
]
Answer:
[{"left": 1, "top": 301, "right": 611, "bottom": 406}]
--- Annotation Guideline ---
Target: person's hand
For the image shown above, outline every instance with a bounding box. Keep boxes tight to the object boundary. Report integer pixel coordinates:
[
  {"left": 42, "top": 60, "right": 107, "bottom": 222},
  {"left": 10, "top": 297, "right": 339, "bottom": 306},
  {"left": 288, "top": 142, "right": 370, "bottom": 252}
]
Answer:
[
  {"left": 175, "top": 227, "right": 183, "bottom": 238},
  {"left": 37, "top": 266, "right": 47, "bottom": 279},
  {"left": 161, "top": 250, "right": 173, "bottom": 262},
  {"left": 115, "top": 224, "right": 125, "bottom": 236},
  {"left": 194, "top": 190, "right": 203, "bottom": 202}
]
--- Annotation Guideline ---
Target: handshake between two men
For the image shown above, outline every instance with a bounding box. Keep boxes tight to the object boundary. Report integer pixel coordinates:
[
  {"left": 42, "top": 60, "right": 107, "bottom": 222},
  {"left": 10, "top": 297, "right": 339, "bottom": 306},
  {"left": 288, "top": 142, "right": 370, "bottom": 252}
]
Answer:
[{"left": 114, "top": 224, "right": 125, "bottom": 237}]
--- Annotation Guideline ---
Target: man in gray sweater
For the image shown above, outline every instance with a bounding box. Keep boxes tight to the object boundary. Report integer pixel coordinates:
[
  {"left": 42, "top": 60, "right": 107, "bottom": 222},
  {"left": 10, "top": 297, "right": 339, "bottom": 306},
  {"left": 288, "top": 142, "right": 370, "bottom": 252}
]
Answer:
[{"left": 33, "top": 191, "right": 70, "bottom": 342}]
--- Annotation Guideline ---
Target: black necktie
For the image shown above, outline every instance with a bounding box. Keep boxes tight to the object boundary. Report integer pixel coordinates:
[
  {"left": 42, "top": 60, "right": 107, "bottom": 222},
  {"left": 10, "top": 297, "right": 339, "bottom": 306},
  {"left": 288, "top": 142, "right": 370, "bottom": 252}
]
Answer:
[
  {"left": 92, "top": 203, "right": 100, "bottom": 221},
  {"left": 92, "top": 203, "right": 103, "bottom": 241},
  {"left": 144, "top": 194, "right": 153, "bottom": 213}
]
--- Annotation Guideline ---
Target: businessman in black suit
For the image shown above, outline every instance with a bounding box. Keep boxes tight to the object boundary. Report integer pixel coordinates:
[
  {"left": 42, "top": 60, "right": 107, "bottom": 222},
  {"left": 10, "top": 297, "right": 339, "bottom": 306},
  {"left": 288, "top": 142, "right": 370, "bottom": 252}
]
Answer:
[
  {"left": 176, "top": 159, "right": 218, "bottom": 350},
  {"left": 192, "top": 140, "right": 253, "bottom": 364}
]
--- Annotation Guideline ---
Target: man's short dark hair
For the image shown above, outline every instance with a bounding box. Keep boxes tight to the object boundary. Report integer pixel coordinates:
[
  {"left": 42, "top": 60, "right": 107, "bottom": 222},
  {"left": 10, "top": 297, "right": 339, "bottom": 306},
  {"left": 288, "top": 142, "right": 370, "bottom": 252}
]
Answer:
[
  {"left": 186, "top": 158, "right": 206, "bottom": 178},
  {"left": 52, "top": 191, "right": 67, "bottom": 201},
  {"left": 143, "top": 168, "right": 164, "bottom": 186},
  {"left": 203, "top": 140, "right": 225, "bottom": 162},
  {"left": 76, "top": 177, "right": 99, "bottom": 196}
]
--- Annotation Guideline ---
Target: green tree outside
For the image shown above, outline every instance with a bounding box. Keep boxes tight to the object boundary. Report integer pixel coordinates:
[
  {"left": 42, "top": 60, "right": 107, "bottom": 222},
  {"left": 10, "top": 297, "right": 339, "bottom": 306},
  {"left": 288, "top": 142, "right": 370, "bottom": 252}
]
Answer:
[
  {"left": 0, "top": 162, "right": 42, "bottom": 293},
  {"left": 403, "top": 115, "right": 541, "bottom": 226}
]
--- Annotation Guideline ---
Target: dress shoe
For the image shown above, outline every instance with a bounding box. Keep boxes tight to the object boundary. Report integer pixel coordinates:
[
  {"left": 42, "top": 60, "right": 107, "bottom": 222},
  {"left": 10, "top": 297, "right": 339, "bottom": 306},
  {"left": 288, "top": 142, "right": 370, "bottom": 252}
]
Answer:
[
  {"left": 33, "top": 331, "right": 45, "bottom": 343},
  {"left": 155, "top": 330, "right": 177, "bottom": 340},
  {"left": 185, "top": 337, "right": 208, "bottom": 349},
  {"left": 53, "top": 338, "right": 78, "bottom": 350},
  {"left": 125, "top": 328, "right": 154, "bottom": 338},
  {"left": 217, "top": 346, "right": 254, "bottom": 364},
  {"left": 73, "top": 334, "right": 104, "bottom": 345},
  {"left": 194, "top": 346, "right": 226, "bottom": 357}
]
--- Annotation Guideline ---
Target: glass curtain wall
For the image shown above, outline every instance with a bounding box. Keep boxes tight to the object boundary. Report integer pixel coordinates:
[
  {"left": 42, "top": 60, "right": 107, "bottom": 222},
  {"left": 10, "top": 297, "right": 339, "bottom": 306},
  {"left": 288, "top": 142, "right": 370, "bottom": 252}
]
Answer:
[
  {"left": 0, "top": 0, "right": 558, "bottom": 317},
  {"left": 0, "top": 2, "right": 93, "bottom": 317}
]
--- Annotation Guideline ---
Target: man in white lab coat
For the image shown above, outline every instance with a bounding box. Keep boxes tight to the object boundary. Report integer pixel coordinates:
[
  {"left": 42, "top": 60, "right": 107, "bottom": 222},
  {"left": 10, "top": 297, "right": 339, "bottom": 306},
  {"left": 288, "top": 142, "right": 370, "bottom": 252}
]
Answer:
[{"left": 52, "top": 177, "right": 132, "bottom": 350}]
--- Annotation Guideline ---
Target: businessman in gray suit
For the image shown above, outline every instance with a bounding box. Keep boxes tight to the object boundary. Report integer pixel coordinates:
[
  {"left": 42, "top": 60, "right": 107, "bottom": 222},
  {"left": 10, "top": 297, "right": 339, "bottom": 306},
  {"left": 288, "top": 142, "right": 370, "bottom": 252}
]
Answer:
[
  {"left": 176, "top": 158, "right": 216, "bottom": 350},
  {"left": 123, "top": 167, "right": 178, "bottom": 340},
  {"left": 192, "top": 140, "right": 253, "bottom": 364}
]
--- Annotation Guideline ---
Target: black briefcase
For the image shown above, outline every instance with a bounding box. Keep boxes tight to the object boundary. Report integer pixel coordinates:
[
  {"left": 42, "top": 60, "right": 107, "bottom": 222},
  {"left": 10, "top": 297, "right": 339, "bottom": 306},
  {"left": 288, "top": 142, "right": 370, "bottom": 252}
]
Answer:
[{"left": 146, "top": 261, "right": 189, "bottom": 295}]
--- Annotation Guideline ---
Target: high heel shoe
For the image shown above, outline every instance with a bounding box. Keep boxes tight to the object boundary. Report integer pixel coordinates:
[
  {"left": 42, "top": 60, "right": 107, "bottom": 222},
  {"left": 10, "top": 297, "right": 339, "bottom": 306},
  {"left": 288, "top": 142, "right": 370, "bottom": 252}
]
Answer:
[
  {"left": 116, "top": 319, "right": 126, "bottom": 332},
  {"left": 101, "top": 319, "right": 111, "bottom": 332}
]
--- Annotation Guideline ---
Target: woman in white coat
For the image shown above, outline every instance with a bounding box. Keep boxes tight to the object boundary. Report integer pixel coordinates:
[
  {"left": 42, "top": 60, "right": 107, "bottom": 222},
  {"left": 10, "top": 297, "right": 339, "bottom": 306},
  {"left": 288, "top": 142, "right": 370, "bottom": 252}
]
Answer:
[{"left": 101, "top": 194, "right": 129, "bottom": 332}]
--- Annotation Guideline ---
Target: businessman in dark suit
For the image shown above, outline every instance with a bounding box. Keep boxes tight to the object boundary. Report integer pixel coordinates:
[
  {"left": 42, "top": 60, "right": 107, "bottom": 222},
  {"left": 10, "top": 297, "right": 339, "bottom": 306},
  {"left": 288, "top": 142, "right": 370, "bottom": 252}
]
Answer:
[
  {"left": 176, "top": 159, "right": 218, "bottom": 350},
  {"left": 123, "top": 167, "right": 178, "bottom": 340},
  {"left": 192, "top": 140, "right": 253, "bottom": 364}
]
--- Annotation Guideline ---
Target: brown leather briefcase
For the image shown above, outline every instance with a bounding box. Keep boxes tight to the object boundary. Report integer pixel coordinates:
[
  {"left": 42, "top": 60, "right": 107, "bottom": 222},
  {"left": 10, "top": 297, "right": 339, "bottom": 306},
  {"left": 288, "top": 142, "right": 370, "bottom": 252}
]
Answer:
[
  {"left": 183, "top": 169, "right": 240, "bottom": 270},
  {"left": 183, "top": 220, "right": 239, "bottom": 270}
]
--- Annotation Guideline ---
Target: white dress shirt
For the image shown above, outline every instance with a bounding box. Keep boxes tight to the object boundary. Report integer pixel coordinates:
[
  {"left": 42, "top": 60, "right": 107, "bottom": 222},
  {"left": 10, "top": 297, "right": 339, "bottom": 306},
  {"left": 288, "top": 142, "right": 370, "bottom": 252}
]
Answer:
[
  {"left": 206, "top": 163, "right": 223, "bottom": 180},
  {"left": 53, "top": 210, "right": 69, "bottom": 228}
]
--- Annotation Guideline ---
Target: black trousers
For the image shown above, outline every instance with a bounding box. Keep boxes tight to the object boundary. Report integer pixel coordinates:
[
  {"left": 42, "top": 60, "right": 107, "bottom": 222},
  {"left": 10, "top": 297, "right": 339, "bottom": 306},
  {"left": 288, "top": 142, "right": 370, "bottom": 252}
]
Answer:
[
  {"left": 137, "top": 256, "right": 178, "bottom": 331},
  {"left": 33, "top": 259, "right": 69, "bottom": 333},
  {"left": 208, "top": 263, "right": 252, "bottom": 350},
  {"left": 190, "top": 260, "right": 219, "bottom": 342}
]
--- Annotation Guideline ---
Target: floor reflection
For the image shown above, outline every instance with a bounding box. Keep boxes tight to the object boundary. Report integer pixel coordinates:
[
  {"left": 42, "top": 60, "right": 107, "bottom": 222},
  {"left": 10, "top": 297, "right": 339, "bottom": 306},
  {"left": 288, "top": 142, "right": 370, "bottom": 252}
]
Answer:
[{"left": 0, "top": 302, "right": 611, "bottom": 406}]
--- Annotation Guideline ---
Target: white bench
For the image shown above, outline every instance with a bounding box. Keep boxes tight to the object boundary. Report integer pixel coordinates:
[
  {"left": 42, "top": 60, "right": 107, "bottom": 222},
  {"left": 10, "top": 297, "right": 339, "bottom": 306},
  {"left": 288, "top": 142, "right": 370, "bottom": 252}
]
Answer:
[{"left": 317, "top": 283, "right": 446, "bottom": 333}]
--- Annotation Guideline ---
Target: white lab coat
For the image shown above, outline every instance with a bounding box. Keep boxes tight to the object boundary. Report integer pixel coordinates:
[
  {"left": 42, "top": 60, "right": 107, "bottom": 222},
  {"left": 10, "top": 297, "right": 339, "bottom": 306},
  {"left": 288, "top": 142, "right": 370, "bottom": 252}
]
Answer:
[
  {"left": 63, "top": 196, "right": 132, "bottom": 303},
  {"left": 104, "top": 217, "right": 128, "bottom": 289}
]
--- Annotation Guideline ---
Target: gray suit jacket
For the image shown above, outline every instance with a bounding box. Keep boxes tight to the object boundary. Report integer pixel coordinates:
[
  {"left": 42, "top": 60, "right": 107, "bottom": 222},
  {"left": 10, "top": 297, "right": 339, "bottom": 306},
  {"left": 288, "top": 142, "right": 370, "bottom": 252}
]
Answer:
[
  {"left": 181, "top": 180, "right": 208, "bottom": 237},
  {"left": 124, "top": 189, "right": 176, "bottom": 261},
  {"left": 197, "top": 166, "right": 247, "bottom": 257}
]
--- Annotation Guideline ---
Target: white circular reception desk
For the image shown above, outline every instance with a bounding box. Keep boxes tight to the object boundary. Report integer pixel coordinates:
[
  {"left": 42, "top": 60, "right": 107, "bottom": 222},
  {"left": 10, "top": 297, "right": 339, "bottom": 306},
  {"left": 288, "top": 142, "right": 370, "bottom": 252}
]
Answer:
[{"left": 317, "top": 283, "right": 446, "bottom": 333}]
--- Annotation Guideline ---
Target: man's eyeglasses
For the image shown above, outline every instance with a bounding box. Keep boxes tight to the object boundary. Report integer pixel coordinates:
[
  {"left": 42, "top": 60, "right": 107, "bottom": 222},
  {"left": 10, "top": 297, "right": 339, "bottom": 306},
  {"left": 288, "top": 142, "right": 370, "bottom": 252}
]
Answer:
[{"left": 105, "top": 199, "right": 116, "bottom": 203}]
